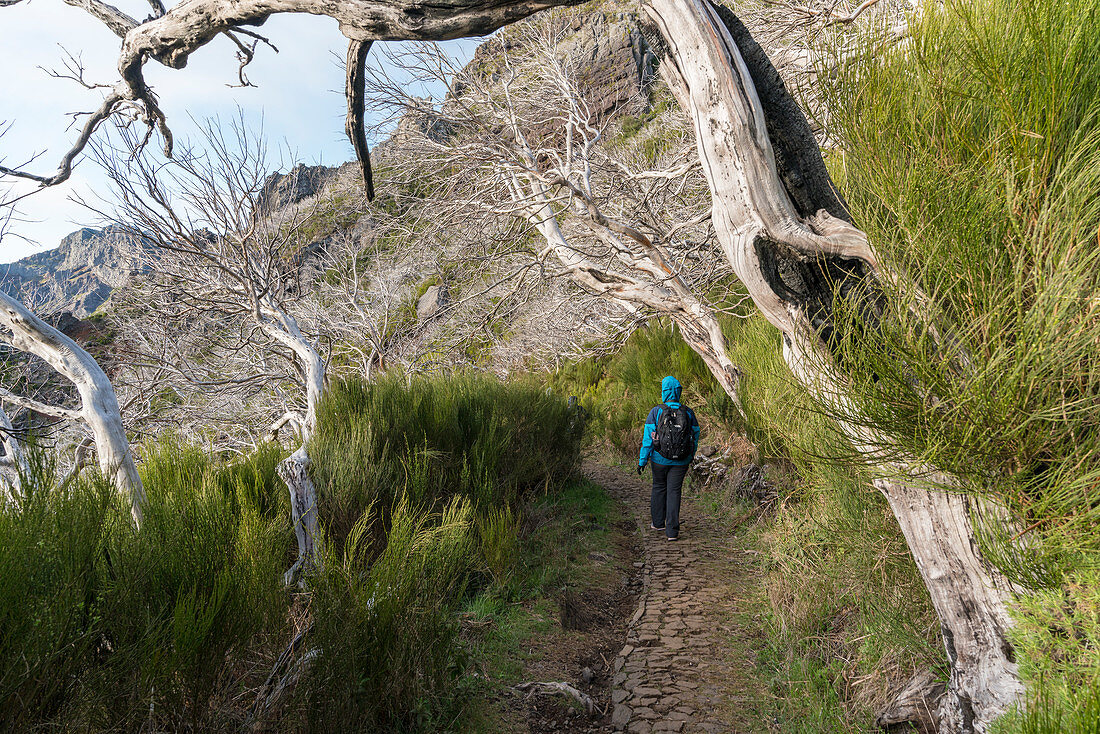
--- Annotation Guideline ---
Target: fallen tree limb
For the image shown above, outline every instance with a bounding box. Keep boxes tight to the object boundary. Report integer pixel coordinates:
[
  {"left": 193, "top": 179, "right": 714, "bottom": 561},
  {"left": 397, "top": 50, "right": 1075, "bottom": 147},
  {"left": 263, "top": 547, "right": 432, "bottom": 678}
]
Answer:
[{"left": 513, "top": 681, "right": 597, "bottom": 716}]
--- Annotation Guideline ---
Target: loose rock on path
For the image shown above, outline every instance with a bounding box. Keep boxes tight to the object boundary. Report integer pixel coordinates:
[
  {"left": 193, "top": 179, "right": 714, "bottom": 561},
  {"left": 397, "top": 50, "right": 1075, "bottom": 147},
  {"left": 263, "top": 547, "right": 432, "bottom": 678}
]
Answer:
[{"left": 585, "top": 461, "right": 772, "bottom": 734}]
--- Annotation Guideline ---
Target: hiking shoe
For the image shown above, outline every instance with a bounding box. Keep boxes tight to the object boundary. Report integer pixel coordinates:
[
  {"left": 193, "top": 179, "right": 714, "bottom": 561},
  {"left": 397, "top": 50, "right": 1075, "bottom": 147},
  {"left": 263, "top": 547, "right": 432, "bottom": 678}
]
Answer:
[
  {"left": 667, "top": 535, "right": 679, "bottom": 542},
  {"left": 650, "top": 524, "right": 665, "bottom": 531}
]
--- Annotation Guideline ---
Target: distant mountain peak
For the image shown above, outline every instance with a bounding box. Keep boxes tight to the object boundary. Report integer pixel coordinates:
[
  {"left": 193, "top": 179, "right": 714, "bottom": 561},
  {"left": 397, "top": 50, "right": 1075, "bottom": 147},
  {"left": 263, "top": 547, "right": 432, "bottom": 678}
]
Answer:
[{"left": 0, "top": 226, "right": 148, "bottom": 318}]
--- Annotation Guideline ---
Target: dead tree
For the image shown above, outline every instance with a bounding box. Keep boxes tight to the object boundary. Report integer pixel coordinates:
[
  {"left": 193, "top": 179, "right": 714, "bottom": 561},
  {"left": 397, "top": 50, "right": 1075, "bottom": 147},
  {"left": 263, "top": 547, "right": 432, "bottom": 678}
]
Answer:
[
  {"left": 92, "top": 121, "right": 327, "bottom": 585},
  {"left": 0, "top": 402, "right": 29, "bottom": 498},
  {"left": 0, "top": 288, "right": 146, "bottom": 523},
  {"left": 645, "top": 0, "right": 1021, "bottom": 729},
  {"left": 0, "top": 0, "right": 580, "bottom": 196},
  {"left": 364, "top": 27, "right": 748, "bottom": 414}
]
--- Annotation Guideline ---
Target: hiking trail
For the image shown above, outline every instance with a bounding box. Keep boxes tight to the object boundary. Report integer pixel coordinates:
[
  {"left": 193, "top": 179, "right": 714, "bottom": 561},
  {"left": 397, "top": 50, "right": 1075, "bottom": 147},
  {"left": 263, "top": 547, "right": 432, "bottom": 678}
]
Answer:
[{"left": 584, "top": 461, "right": 773, "bottom": 734}]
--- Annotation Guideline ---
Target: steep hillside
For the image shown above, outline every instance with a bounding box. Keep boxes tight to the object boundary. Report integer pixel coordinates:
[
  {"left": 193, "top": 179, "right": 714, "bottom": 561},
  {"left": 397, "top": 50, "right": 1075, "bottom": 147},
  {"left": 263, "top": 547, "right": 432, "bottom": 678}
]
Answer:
[{"left": 0, "top": 227, "right": 148, "bottom": 317}]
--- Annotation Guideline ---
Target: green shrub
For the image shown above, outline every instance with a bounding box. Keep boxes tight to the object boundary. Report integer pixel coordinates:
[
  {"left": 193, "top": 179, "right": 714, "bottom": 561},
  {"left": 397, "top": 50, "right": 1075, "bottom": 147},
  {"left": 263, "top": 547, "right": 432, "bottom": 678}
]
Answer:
[
  {"left": 1000, "top": 570, "right": 1100, "bottom": 730},
  {"left": 476, "top": 505, "right": 519, "bottom": 586},
  {"left": 0, "top": 376, "right": 582, "bottom": 733},
  {"left": 796, "top": 0, "right": 1100, "bottom": 720},
  {"left": 309, "top": 372, "right": 582, "bottom": 549},
  {"left": 301, "top": 497, "right": 474, "bottom": 732},
  {"left": 995, "top": 685, "right": 1100, "bottom": 734},
  {"left": 823, "top": 0, "right": 1100, "bottom": 588},
  {"left": 0, "top": 441, "right": 288, "bottom": 731},
  {"left": 0, "top": 455, "right": 111, "bottom": 731}
]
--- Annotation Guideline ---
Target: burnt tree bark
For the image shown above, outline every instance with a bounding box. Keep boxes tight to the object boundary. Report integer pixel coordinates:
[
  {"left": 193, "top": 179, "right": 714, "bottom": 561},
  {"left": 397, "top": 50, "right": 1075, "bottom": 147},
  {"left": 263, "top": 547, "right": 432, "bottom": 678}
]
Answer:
[{"left": 644, "top": 0, "right": 1021, "bottom": 730}]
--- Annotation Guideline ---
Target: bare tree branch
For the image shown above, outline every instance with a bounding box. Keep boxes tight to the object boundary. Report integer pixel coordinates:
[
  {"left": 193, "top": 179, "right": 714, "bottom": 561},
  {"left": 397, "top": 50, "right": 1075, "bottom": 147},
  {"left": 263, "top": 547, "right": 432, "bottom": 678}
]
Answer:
[
  {"left": 62, "top": 0, "right": 140, "bottom": 38},
  {"left": 345, "top": 39, "right": 375, "bottom": 200}
]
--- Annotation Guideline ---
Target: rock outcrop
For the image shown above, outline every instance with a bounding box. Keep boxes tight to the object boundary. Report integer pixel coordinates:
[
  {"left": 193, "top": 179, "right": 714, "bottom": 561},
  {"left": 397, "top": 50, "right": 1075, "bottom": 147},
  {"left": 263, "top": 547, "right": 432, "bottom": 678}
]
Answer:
[
  {"left": 0, "top": 227, "right": 149, "bottom": 317},
  {"left": 463, "top": 11, "right": 658, "bottom": 117},
  {"left": 417, "top": 284, "right": 449, "bottom": 321},
  {"left": 257, "top": 163, "right": 340, "bottom": 212}
]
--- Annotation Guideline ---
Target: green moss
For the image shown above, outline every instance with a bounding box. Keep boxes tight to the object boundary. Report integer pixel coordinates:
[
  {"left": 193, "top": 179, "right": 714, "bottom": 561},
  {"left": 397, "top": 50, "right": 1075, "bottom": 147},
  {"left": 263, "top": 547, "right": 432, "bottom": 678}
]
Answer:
[{"left": 617, "top": 93, "right": 673, "bottom": 142}]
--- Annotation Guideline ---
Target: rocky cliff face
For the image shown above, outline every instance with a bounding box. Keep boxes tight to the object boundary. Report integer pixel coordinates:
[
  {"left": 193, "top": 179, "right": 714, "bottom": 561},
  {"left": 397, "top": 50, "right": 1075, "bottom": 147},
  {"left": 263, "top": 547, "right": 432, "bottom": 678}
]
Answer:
[
  {"left": 0, "top": 226, "right": 150, "bottom": 318},
  {"left": 461, "top": 10, "right": 657, "bottom": 118},
  {"left": 257, "top": 163, "right": 348, "bottom": 213}
]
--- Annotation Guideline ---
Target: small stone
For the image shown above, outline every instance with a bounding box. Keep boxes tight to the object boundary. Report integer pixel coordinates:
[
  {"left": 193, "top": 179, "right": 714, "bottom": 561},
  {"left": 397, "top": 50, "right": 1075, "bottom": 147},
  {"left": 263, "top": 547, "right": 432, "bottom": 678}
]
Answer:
[{"left": 612, "top": 704, "right": 633, "bottom": 729}]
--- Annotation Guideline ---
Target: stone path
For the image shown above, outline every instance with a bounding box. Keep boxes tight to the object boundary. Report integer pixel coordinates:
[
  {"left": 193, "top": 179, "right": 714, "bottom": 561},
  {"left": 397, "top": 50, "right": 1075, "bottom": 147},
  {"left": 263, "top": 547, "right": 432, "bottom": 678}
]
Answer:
[{"left": 585, "top": 462, "right": 770, "bottom": 734}]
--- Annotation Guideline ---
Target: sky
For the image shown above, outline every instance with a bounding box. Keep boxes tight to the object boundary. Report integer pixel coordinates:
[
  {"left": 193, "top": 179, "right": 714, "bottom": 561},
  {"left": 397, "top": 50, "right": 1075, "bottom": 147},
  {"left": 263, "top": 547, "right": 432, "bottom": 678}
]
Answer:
[{"left": 0, "top": 1, "right": 480, "bottom": 263}]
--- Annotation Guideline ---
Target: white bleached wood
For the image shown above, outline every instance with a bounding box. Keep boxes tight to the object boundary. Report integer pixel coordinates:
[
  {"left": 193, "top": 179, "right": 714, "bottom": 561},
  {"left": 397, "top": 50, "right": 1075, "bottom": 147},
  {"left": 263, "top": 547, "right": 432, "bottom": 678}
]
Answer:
[
  {"left": 0, "top": 290, "right": 146, "bottom": 525},
  {"left": 262, "top": 304, "right": 325, "bottom": 587},
  {"left": 645, "top": 0, "right": 1022, "bottom": 729},
  {"left": 874, "top": 475, "right": 1022, "bottom": 732},
  {"left": 278, "top": 443, "right": 322, "bottom": 587},
  {"left": 0, "top": 403, "right": 28, "bottom": 499},
  {"left": 525, "top": 191, "right": 745, "bottom": 417}
]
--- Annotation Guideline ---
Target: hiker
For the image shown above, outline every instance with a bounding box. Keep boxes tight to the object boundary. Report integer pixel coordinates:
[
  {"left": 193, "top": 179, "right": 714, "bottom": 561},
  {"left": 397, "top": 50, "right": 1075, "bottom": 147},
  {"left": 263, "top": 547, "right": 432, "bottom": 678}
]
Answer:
[{"left": 637, "top": 375, "right": 699, "bottom": 541}]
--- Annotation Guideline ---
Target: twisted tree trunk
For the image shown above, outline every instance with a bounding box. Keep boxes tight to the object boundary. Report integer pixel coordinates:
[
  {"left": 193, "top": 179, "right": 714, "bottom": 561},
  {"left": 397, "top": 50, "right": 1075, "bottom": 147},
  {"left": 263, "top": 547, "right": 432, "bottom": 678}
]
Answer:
[
  {"left": 0, "top": 290, "right": 146, "bottom": 525},
  {"left": 262, "top": 307, "right": 325, "bottom": 587},
  {"left": 644, "top": 0, "right": 1022, "bottom": 729}
]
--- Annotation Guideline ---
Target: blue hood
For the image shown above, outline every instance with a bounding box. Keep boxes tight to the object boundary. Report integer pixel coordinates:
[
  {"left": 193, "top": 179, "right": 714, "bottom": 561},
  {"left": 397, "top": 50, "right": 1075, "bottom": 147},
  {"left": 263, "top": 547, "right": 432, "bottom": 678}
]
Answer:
[{"left": 661, "top": 376, "right": 682, "bottom": 404}]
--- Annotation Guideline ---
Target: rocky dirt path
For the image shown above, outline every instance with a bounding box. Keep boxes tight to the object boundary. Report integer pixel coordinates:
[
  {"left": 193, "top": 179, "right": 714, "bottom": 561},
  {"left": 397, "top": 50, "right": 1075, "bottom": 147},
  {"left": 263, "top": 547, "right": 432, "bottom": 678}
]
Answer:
[{"left": 584, "top": 462, "right": 773, "bottom": 734}]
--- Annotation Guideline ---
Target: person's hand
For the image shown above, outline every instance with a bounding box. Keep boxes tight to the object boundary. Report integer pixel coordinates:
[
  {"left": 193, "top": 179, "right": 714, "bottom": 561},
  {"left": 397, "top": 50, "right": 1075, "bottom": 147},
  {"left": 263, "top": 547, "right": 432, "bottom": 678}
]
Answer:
[{"left": 637, "top": 464, "right": 645, "bottom": 475}]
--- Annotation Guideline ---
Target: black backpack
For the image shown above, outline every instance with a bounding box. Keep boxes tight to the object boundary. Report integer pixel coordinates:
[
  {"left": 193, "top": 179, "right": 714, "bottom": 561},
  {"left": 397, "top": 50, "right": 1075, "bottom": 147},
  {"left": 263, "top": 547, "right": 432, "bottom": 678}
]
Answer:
[{"left": 655, "top": 404, "right": 692, "bottom": 460}]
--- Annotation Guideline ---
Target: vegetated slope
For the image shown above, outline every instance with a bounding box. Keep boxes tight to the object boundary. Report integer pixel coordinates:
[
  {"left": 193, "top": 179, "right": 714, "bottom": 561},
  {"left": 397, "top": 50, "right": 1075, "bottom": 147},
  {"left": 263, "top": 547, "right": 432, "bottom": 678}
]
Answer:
[
  {"left": 4, "top": 8, "right": 673, "bottom": 396},
  {"left": 0, "top": 373, "right": 592, "bottom": 732}
]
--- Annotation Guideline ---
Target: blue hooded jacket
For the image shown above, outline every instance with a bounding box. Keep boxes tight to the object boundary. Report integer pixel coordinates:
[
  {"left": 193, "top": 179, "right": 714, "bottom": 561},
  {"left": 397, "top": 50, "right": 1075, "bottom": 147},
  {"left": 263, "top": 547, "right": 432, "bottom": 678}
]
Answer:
[{"left": 639, "top": 376, "right": 700, "bottom": 467}]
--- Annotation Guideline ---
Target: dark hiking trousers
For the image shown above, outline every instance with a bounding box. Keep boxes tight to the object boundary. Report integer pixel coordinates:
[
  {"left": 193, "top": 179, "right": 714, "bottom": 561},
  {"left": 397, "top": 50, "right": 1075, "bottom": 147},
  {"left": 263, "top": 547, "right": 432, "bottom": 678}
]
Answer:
[{"left": 651, "top": 463, "right": 688, "bottom": 539}]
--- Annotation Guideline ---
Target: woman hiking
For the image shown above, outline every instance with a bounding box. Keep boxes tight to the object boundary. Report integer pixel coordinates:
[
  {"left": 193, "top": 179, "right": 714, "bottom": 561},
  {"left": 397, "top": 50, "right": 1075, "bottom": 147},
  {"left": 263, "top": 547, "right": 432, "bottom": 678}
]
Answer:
[{"left": 637, "top": 376, "right": 700, "bottom": 541}]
